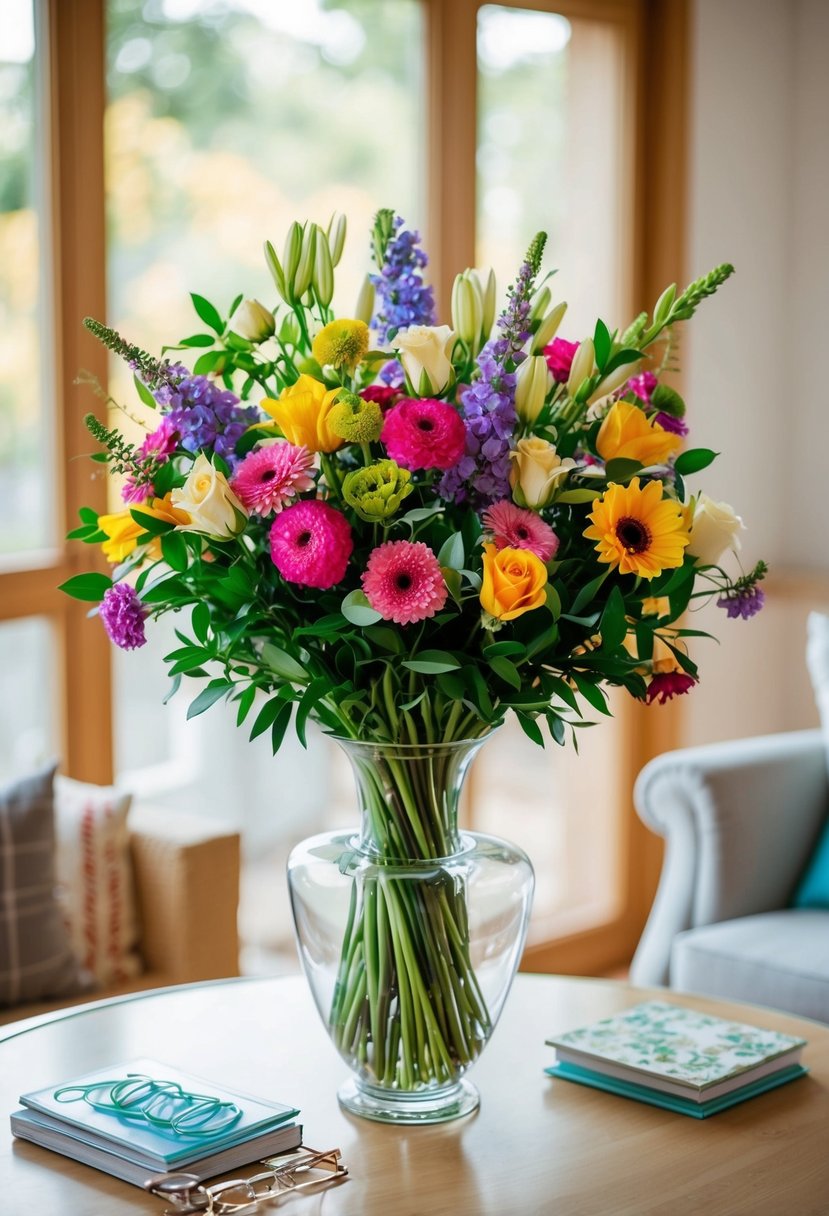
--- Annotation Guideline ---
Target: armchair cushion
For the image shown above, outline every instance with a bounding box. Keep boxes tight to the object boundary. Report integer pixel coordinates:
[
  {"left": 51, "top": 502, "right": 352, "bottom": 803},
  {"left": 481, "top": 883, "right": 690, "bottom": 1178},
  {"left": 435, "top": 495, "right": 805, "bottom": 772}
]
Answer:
[{"left": 671, "top": 909, "right": 829, "bottom": 1024}]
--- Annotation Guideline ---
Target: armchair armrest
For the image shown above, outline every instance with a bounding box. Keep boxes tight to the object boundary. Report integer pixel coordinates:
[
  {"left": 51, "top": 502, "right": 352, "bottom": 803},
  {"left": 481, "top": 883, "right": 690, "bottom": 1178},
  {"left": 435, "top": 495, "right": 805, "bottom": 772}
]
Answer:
[
  {"left": 128, "top": 806, "right": 240, "bottom": 985},
  {"left": 630, "top": 729, "right": 828, "bottom": 986}
]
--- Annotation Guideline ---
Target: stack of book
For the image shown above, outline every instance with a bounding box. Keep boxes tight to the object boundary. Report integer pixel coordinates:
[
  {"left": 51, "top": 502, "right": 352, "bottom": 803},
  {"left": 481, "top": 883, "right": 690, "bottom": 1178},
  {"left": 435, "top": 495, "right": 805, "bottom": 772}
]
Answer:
[
  {"left": 545, "top": 1000, "right": 808, "bottom": 1118},
  {"left": 10, "top": 1057, "right": 302, "bottom": 1187}
]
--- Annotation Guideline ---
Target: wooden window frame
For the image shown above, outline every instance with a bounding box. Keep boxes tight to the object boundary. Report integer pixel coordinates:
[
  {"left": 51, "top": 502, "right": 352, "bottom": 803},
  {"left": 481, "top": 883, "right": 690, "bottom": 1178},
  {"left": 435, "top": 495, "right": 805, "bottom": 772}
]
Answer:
[{"left": 9, "top": 0, "right": 687, "bottom": 968}]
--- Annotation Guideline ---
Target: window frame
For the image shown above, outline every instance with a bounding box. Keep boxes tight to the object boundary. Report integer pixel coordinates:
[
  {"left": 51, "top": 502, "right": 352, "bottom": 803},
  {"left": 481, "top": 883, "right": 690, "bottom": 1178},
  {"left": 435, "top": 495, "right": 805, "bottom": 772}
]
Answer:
[{"left": 8, "top": 0, "right": 688, "bottom": 969}]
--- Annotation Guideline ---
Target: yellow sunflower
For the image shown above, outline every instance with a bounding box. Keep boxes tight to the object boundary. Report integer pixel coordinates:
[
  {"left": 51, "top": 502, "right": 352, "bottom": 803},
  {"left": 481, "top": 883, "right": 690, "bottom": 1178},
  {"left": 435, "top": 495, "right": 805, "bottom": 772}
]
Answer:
[{"left": 583, "top": 478, "right": 690, "bottom": 579}]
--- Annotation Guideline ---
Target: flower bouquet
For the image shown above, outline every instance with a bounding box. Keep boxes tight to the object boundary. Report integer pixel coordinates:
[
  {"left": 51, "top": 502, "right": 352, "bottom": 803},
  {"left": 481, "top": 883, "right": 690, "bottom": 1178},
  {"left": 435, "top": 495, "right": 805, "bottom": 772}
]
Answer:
[{"left": 62, "top": 210, "right": 764, "bottom": 1120}]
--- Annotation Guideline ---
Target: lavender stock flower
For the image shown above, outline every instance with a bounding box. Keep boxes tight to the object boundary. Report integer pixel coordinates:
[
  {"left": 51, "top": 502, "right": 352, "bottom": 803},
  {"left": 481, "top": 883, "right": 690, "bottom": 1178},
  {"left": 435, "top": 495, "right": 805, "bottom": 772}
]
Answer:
[
  {"left": 716, "top": 560, "right": 767, "bottom": 620},
  {"left": 441, "top": 234, "right": 546, "bottom": 505}
]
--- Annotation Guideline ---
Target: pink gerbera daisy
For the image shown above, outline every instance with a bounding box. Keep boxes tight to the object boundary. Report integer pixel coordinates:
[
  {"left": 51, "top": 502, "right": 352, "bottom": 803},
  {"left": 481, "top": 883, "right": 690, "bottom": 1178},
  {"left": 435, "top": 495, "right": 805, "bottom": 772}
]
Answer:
[
  {"left": 381, "top": 397, "right": 466, "bottom": 471},
  {"left": 362, "top": 540, "right": 448, "bottom": 626},
  {"left": 482, "top": 501, "right": 559, "bottom": 562},
  {"left": 232, "top": 442, "right": 315, "bottom": 515},
  {"left": 270, "top": 500, "right": 353, "bottom": 589}
]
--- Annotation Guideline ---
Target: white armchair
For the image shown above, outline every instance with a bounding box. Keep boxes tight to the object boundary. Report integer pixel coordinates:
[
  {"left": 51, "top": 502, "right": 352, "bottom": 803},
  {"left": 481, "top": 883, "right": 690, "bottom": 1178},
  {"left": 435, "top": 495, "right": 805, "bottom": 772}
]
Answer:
[{"left": 630, "top": 729, "right": 829, "bottom": 1023}]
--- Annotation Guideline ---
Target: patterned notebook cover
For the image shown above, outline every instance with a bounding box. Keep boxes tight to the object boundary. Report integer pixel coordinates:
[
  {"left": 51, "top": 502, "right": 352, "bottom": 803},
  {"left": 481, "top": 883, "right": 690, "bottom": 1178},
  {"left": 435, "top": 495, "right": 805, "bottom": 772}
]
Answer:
[{"left": 546, "top": 1001, "right": 806, "bottom": 1092}]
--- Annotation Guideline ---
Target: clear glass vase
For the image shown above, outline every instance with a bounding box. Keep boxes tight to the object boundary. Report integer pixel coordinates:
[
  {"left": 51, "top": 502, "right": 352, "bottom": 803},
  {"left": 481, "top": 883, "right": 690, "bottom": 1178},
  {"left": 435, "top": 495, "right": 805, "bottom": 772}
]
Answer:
[{"left": 287, "top": 736, "right": 534, "bottom": 1124}]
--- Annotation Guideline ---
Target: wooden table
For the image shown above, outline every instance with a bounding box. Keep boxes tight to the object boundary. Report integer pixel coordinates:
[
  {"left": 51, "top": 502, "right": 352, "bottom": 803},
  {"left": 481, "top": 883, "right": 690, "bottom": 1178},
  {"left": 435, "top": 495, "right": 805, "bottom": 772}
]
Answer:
[{"left": 2, "top": 974, "right": 827, "bottom": 1215}]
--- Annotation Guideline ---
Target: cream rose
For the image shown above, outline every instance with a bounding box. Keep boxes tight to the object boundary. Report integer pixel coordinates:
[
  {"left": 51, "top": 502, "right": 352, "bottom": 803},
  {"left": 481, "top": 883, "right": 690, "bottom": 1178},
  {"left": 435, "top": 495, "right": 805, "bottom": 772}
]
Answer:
[
  {"left": 172, "top": 454, "right": 248, "bottom": 538},
  {"left": 687, "top": 493, "right": 745, "bottom": 566},
  {"left": 392, "top": 324, "right": 456, "bottom": 394},
  {"left": 509, "top": 438, "right": 575, "bottom": 509}
]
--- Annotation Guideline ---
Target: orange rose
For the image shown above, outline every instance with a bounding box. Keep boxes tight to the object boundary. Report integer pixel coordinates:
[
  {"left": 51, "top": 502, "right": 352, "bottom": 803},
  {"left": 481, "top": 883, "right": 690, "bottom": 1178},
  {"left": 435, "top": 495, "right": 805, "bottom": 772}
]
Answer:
[
  {"left": 596, "top": 400, "right": 682, "bottom": 467},
  {"left": 480, "top": 543, "right": 548, "bottom": 622}
]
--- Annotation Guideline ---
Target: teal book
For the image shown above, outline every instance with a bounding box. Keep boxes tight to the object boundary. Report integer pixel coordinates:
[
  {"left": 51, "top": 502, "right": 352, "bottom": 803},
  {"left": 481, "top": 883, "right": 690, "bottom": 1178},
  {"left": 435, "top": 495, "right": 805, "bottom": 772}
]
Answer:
[
  {"left": 17, "top": 1058, "right": 300, "bottom": 1168},
  {"left": 545, "top": 1060, "right": 808, "bottom": 1118},
  {"left": 545, "top": 1000, "right": 808, "bottom": 1118}
]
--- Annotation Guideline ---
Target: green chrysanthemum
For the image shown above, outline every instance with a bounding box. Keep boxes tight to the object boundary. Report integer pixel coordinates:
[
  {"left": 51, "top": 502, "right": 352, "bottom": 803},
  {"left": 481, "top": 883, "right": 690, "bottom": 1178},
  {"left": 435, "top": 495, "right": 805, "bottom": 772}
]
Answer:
[
  {"left": 342, "top": 460, "right": 413, "bottom": 522},
  {"left": 328, "top": 391, "right": 383, "bottom": 444}
]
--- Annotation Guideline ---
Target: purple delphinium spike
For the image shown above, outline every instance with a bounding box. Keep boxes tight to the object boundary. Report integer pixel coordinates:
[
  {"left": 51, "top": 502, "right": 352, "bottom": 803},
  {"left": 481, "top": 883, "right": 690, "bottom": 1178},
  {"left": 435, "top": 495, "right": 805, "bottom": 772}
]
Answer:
[
  {"left": 99, "top": 584, "right": 148, "bottom": 650},
  {"left": 370, "top": 216, "right": 436, "bottom": 345},
  {"left": 441, "top": 234, "right": 545, "bottom": 505}
]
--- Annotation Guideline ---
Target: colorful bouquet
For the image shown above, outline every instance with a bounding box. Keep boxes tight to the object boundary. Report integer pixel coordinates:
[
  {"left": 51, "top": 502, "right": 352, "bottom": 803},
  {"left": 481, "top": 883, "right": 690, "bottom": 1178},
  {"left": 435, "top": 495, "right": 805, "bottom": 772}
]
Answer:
[
  {"left": 63, "top": 208, "right": 763, "bottom": 746},
  {"left": 62, "top": 212, "right": 765, "bottom": 1108}
]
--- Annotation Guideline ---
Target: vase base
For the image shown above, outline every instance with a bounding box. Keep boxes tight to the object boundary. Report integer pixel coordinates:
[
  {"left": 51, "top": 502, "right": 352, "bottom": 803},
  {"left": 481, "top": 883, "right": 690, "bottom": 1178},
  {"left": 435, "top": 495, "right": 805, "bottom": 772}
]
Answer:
[{"left": 337, "top": 1076, "right": 480, "bottom": 1125}]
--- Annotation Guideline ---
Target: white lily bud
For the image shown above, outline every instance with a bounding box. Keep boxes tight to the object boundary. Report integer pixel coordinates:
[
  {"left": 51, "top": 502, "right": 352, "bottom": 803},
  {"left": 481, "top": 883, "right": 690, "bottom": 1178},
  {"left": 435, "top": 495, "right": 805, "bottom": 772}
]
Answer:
[
  {"left": 264, "top": 241, "right": 288, "bottom": 303},
  {"left": 278, "top": 313, "right": 300, "bottom": 345},
  {"left": 532, "top": 301, "right": 568, "bottom": 353},
  {"left": 229, "top": 298, "right": 275, "bottom": 343},
  {"left": 515, "top": 355, "right": 553, "bottom": 424},
  {"left": 354, "top": 274, "right": 375, "bottom": 326},
  {"left": 587, "top": 359, "right": 641, "bottom": 405},
  {"left": 530, "top": 285, "right": 551, "bottom": 322},
  {"left": 480, "top": 267, "right": 497, "bottom": 337},
  {"left": 293, "top": 223, "right": 317, "bottom": 299},
  {"left": 451, "top": 273, "right": 482, "bottom": 346},
  {"left": 282, "top": 222, "right": 303, "bottom": 294},
  {"left": 313, "top": 232, "right": 334, "bottom": 308},
  {"left": 327, "top": 212, "right": 347, "bottom": 266},
  {"left": 566, "top": 337, "right": 595, "bottom": 398}
]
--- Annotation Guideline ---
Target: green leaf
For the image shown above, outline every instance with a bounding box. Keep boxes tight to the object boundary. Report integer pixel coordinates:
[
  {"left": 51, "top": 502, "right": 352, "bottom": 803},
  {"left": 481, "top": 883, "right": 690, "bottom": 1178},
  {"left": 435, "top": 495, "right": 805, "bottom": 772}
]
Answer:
[
  {"left": 133, "top": 374, "right": 158, "bottom": 409},
  {"left": 593, "top": 318, "right": 612, "bottom": 370},
  {"left": 249, "top": 694, "right": 290, "bottom": 741},
  {"left": 437, "top": 533, "right": 464, "bottom": 570},
  {"left": 364, "top": 625, "right": 403, "bottom": 653},
  {"left": 483, "top": 641, "right": 525, "bottom": 659},
  {"left": 191, "top": 292, "right": 224, "bottom": 335},
  {"left": 192, "top": 601, "right": 211, "bottom": 644},
  {"left": 546, "top": 711, "right": 567, "bottom": 746},
  {"left": 437, "top": 671, "right": 466, "bottom": 700},
  {"left": 66, "top": 523, "right": 101, "bottom": 541},
  {"left": 235, "top": 685, "right": 256, "bottom": 727},
  {"left": 162, "top": 674, "right": 182, "bottom": 705},
  {"left": 161, "top": 531, "right": 188, "bottom": 572},
  {"left": 141, "top": 575, "right": 189, "bottom": 605},
  {"left": 571, "top": 672, "right": 612, "bottom": 715},
  {"left": 58, "top": 572, "right": 112, "bottom": 602},
  {"left": 601, "top": 347, "right": 643, "bottom": 376},
  {"left": 270, "top": 701, "right": 294, "bottom": 755},
  {"left": 545, "top": 583, "right": 562, "bottom": 620},
  {"left": 600, "top": 585, "right": 628, "bottom": 651},
  {"left": 193, "top": 350, "right": 227, "bottom": 376},
  {"left": 651, "top": 383, "right": 686, "bottom": 418},
  {"left": 516, "top": 712, "right": 544, "bottom": 747},
  {"left": 674, "top": 447, "right": 718, "bottom": 476},
  {"left": 130, "top": 508, "right": 175, "bottom": 535},
  {"left": 399, "top": 504, "right": 442, "bottom": 528},
  {"left": 555, "top": 489, "right": 601, "bottom": 504},
  {"left": 570, "top": 568, "right": 610, "bottom": 616},
  {"left": 179, "top": 333, "right": 216, "bottom": 348},
  {"left": 604, "top": 457, "right": 643, "bottom": 483},
  {"left": 186, "top": 681, "right": 233, "bottom": 720},
  {"left": 295, "top": 677, "right": 329, "bottom": 748},
  {"left": 260, "top": 642, "right": 309, "bottom": 684},
  {"left": 490, "top": 655, "right": 522, "bottom": 690},
  {"left": 402, "top": 651, "right": 461, "bottom": 675},
  {"left": 442, "top": 567, "right": 462, "bottom": 604},
  {"left": 341, "top": 589, "right": 382, "bottom": 626}
]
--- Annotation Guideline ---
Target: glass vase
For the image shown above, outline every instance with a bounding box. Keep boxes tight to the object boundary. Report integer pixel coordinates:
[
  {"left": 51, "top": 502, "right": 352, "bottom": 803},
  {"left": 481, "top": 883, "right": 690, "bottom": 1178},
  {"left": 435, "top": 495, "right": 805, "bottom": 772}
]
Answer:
[{"left": 287, "top": 736, "right": 534, "bottom": 1124}]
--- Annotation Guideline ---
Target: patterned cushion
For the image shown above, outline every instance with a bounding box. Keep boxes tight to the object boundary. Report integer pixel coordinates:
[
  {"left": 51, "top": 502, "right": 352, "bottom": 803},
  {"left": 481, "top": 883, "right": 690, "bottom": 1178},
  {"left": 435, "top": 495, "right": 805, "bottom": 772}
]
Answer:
[
  {"left": 794, "top": 612, "right": 829, "bottom": 908},
  {"left": 0, "top": 765, "right": 87, "bottom": 1007},
  {"left": 54, "top": 775, "right": 143, "bottom": 986}
]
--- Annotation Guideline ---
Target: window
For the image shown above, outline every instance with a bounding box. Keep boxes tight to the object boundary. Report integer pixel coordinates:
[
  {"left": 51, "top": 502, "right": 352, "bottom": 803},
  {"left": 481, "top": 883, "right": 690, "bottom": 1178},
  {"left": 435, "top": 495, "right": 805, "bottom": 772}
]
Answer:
[{"left": 6, "top": 0, "right": 687, "bottom": 976}]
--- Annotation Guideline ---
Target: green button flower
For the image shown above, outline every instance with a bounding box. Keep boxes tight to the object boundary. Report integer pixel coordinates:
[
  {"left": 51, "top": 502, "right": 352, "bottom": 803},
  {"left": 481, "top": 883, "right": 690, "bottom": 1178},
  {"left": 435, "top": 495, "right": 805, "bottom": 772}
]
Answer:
[
  {"left": 328, "top": 391, "right": 384, "bottom": 444},
  {"left": 342, "top": 460, "right": 413, "bottom": 522}
]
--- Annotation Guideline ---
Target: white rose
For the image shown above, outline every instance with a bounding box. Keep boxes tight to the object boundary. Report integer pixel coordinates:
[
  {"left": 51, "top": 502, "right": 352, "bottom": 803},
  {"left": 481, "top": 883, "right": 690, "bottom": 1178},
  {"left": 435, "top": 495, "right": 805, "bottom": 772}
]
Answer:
[
  {"left": 509, "top": 438, "right": 575, "bottom": 509},
  {"left": 172, "top": 454, "right": 248, "bottom": 538},
  {"left": 229, "top": 298, "right": 276, "bottom": 343},
  {"left": 392, "top": 324, "right": 456, "bottom": 394},
  {"left": 687, "top": 493, "right": 745, "bottom": 566}
]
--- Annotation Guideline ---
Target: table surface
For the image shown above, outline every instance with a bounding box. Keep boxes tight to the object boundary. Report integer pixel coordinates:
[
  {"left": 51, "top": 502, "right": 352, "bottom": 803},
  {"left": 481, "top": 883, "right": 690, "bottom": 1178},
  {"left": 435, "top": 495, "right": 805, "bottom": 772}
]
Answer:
[{"left": 2, "top": 974, "right": 828, "bottom": 1216}]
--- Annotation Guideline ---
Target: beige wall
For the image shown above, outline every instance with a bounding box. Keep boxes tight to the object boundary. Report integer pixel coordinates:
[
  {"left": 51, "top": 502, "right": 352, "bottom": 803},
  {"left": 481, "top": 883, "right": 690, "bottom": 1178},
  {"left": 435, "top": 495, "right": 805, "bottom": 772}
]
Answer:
[{"left": 680, "top": 0, "right": 829, "bottom": 747}]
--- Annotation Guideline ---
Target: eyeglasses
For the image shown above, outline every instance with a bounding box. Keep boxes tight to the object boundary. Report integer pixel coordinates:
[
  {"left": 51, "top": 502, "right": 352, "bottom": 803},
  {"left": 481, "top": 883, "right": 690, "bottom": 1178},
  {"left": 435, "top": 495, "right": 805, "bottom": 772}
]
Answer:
[{"left": 146, "top": 1146, "right": 348, "bottom": 1214}]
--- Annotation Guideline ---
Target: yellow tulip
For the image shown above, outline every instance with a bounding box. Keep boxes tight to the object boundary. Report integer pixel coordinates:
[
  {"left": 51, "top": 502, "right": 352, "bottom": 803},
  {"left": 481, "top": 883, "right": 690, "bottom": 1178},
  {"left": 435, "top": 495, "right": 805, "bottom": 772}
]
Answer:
[
  {"left": 596, "top": 400, "right": 682, "bottom": 467},
  {"left": 261, "top": 375, "right": 344, "bottom": 453},
  {"left": 480, "top": 543, "right": 548, "bottom": 622},
  {"left": 98, "top": 494, "right": 191, "bottom": 563}
]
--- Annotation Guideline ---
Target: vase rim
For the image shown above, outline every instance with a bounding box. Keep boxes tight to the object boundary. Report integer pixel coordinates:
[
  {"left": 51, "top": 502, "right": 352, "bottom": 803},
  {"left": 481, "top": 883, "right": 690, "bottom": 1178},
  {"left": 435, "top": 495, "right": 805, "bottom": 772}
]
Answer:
[{"left": 327, "top": 729, "right": 500, "bottom": 755}]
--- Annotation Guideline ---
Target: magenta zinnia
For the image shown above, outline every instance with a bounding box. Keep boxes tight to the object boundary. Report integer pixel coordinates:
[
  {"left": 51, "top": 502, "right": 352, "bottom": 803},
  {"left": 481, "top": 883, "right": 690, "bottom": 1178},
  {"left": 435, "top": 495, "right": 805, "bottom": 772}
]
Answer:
[
  {"left": 269, "top": 499, "right": 352, "bottom": 589},
  {"left": 99, "top": 583, "right": 148, "bottom": 650},
  {"left": 482, "top": 501, "right": 559, "bottom": 562},
  {"left": 232, "top": 441, "right": 315, "bottom": 515},
  {"left": 644, "top": 671, "right": 697, "bottom": 704},
  {"left": 381, "top": 397, "right": 466, "bottom": 471},
  {"left": 362, "top": 540, "right": 448, "bottom": 625}
]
